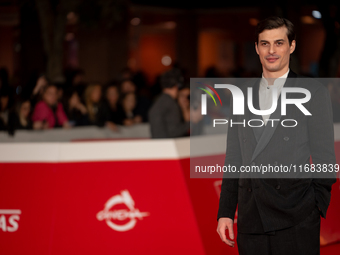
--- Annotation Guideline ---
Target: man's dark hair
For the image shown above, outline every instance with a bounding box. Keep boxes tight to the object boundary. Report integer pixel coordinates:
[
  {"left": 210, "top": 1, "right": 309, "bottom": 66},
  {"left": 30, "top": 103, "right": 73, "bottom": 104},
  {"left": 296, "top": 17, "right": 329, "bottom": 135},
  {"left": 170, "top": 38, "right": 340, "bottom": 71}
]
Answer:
[
  {"left": 255, "top": 16, "right": 296, "bottom": 45},
  {"left": 160, "top": 68, "right": 184, "bottom": 89}
]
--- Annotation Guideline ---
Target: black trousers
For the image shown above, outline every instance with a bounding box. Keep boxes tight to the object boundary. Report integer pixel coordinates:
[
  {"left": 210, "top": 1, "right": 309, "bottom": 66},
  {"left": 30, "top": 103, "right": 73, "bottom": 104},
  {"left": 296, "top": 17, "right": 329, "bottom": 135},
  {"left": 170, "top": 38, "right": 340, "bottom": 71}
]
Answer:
[{"left": 237, "top": 206, "right": 321, "bottom": 255}]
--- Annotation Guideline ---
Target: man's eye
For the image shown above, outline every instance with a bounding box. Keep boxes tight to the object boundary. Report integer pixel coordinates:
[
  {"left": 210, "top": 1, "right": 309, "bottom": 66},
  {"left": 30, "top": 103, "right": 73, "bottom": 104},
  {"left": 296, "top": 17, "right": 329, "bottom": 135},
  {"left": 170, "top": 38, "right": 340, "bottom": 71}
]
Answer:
[
  {"left": 277, "top": 42, "right": 283, "bottom": 45},
  {"left": 262, "top": 43, "right": 267, "bottom": 46}
]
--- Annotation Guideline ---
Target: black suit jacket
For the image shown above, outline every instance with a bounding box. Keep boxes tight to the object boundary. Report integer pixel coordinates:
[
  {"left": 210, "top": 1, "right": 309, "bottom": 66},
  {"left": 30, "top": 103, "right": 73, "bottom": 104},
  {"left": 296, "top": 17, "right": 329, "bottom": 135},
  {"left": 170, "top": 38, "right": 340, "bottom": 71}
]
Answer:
[
  {"left": 217, "top": 70, "right": 337, "bottom": 233},
  {"left": 148, "top": 93, "right": 189, "bottom": 138}
]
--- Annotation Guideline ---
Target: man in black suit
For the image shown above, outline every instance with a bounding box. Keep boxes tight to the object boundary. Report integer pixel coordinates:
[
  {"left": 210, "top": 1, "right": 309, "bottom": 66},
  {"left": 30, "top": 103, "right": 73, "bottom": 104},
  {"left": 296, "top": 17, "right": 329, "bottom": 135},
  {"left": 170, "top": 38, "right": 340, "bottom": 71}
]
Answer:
[
  {"left": 148, "top": 68, "right": 190, "bottom": 138},
  {"left": 216, "top": 17, "right": 337, "bottom": 255}
]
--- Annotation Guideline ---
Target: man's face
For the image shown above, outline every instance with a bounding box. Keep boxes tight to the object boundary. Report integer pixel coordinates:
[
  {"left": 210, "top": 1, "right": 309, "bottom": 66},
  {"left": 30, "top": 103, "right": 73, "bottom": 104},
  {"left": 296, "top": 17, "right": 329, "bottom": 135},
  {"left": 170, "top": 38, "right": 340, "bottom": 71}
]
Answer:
[{"left": 255, "top": 26, "right": 296, "bottom": 75}]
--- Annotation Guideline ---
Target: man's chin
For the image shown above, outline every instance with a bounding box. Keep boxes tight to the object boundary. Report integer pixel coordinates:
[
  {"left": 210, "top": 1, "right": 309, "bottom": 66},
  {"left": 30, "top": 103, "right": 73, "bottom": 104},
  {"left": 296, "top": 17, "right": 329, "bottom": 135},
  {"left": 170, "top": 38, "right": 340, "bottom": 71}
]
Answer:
[{"left": 263, "top": 65, "right": 281, "bottom": 73}]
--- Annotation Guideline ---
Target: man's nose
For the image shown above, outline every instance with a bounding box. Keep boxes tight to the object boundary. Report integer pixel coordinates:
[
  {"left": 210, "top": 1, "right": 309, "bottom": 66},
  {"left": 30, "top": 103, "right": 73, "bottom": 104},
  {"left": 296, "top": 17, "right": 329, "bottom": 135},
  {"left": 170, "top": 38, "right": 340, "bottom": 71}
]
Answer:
[{"left": 268, "top": 44, "right": 275, "bottom": 54}]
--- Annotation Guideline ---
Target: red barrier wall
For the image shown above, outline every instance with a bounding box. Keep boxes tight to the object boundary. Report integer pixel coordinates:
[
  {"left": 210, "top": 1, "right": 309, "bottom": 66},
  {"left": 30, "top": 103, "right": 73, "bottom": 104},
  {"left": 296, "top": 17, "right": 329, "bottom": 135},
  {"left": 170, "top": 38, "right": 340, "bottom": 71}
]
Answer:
[{"left": 0, "top": 138, "right": 339, "bottom": 254}]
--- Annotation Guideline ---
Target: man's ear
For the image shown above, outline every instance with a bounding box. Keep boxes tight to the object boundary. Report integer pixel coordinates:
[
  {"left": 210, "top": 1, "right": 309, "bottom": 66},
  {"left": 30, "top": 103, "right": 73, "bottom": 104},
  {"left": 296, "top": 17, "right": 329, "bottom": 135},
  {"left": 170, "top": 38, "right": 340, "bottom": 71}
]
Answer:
[
  {"left": 255, "top": 42, "right": 259, "bottom": 55},
  {"left": 290, "top": 40, "right": 296, "bottom": 54}
]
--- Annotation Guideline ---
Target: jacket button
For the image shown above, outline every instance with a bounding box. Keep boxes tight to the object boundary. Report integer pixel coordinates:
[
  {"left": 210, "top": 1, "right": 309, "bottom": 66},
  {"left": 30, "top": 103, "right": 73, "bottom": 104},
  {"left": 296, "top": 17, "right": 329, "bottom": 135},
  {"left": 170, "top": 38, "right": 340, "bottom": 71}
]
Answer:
[
  {"left": 243, "top": 138, "right": 247, "bottom": 142},
  {"left": 247, "top": 188, "right": 252, "bottom": 192},
  {"left": 283, "top": 137, "right": 289, "bottom": 141},
  {"left": 275, "top": 185, "right": 281, "bottom": 190}
]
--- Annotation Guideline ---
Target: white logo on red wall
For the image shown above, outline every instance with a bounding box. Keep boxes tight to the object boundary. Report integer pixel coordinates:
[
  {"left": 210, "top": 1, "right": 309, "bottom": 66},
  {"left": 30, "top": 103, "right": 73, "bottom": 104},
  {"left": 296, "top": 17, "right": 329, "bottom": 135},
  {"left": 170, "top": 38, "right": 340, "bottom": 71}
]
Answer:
[
  {"left": 0, "top": 209, "right": 21, "bottom": 232},
  {"left": 96, "top": 190, "right": 149, "bottom": 232}
]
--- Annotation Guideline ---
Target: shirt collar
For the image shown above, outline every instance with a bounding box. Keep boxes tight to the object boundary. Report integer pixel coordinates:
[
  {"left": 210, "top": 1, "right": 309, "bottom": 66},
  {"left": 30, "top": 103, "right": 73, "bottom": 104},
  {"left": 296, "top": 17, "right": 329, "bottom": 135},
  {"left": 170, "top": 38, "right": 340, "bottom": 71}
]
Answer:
[{"left": 260, "top": 68, "right": 290, "bottom": 89}]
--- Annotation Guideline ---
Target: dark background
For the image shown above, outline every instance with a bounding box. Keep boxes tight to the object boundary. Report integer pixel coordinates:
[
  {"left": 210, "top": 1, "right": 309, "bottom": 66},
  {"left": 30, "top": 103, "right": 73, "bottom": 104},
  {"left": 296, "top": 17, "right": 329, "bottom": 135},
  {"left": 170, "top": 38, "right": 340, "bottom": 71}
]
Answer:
[{"left": 1, "top": 0, "right": 340, "bottom": 86}]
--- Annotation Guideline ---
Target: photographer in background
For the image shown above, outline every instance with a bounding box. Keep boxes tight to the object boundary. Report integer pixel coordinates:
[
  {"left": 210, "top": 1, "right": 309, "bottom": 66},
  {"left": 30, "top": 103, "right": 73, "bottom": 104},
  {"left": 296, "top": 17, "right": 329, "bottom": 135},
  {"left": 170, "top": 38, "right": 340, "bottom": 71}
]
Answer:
[{"left": 148, "top": 68, "right": 190, "bottom": 138}]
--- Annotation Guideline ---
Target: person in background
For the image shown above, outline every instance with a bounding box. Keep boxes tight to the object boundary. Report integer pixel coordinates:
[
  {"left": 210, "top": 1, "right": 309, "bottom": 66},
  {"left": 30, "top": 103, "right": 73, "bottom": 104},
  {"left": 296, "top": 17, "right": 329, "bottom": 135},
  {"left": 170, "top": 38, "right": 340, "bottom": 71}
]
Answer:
[
  {"left": 148, "top": 68, "right": 189, "bottom": 138},
  {"left": 101, "top": 83, "right": 121, "bottom": 131},
  {"left": 120, "top": 79, "right": 150, "bottom": 122},
  {"left": 30, "top": 75, "right": 49, "bottom": 107},
  {"left": 177, "top": 86, "right": 190, "bottom": 123},
  {"left": 0, "top": 68, "right": 9, "bottom": 92},
  {"left": 72, "top": 69, "right": 85, "bottom": 85},
  {"left": 64, "top": 68, "right": 87, "bottom": 101},
  {"left": 8, "top": 98, "right": 33, "bottom": 135},
  {"left": 120, "top": 79, "right": 136, "bottom": 94},
  {"left": 0, "top": 91, "right": 9, "bottom": 130},
  {"left": 56, "top": 83, "right": 64, "bottom": 102},
  {"left": 32, "top": 84, "right": 70, "bottom": 129},
  {"left": 0, "top": 68, "right": 15, "bottom": 130},
  {"left": 63, "top": 88, "right": 88, "bottom": 126},
  {"left": 120, "top": 67, "right": 133, "bottom": 80},
  {"left": 117, "top": 92, "right": 142, "bottom": 126},
  {"left": 84, "top": 83, "right": 106, "bottom": 127}
]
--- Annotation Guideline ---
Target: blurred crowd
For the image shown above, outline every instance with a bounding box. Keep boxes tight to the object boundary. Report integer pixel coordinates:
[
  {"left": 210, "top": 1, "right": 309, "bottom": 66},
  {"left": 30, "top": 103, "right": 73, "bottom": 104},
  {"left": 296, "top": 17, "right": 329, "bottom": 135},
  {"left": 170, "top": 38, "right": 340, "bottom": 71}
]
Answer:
[
  {"left": 0, "top": 66, "right": 192, "bottom": 138},
  {"left": 1, "top": 65, "right": 340, "bottom": 139}
]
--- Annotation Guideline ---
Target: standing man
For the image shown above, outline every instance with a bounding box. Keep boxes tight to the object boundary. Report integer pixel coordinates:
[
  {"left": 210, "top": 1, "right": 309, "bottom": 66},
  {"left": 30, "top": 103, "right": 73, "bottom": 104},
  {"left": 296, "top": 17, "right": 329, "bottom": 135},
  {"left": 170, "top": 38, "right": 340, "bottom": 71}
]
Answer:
[
  {"left": 148, "top": 68, "right": 190, "bottom": 138},
  {"left": 216, "top": 17, "right": 337, "bottom": 255}
]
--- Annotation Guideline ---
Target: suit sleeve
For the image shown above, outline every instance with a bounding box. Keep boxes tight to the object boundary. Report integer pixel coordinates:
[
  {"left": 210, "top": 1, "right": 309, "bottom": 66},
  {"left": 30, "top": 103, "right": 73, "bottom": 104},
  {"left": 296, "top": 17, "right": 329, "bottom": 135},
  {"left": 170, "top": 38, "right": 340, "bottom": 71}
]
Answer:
[
  {"left": 165, "top": 103, "right": 189, "bottom": 138},
  {"left": 308, "top": 85, "right": 337, "bottom": 219},
  {"left": 217, "top": 96, "right": 242, "bottom": 221}
]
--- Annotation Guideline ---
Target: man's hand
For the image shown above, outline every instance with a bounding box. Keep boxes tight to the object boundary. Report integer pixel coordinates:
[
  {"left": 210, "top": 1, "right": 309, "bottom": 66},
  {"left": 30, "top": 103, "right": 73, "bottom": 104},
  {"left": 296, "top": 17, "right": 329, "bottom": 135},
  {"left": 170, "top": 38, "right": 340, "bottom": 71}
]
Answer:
[
  {"left": 217, "top": 217, "right": 235, "bottom": 247},
  {"left": 105, "top": 121, "right": 118, "bottom": 131},
  {"left": 62, "top": 121, "right": 72, "bottom": 129},
  {"left": 190, "top": 107, "right": 203, "bottom": 124}
]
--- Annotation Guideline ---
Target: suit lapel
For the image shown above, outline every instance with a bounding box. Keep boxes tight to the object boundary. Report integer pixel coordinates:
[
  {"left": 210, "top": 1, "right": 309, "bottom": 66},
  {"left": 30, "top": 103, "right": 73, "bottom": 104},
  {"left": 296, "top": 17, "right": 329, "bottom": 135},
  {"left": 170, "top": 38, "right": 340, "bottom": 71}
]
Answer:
[
  {"left": 249, "top": 79, "right": 265, "bottom": 143},
  {"left": 250, "top": 70, "right": 298, "bottom": 162}
]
